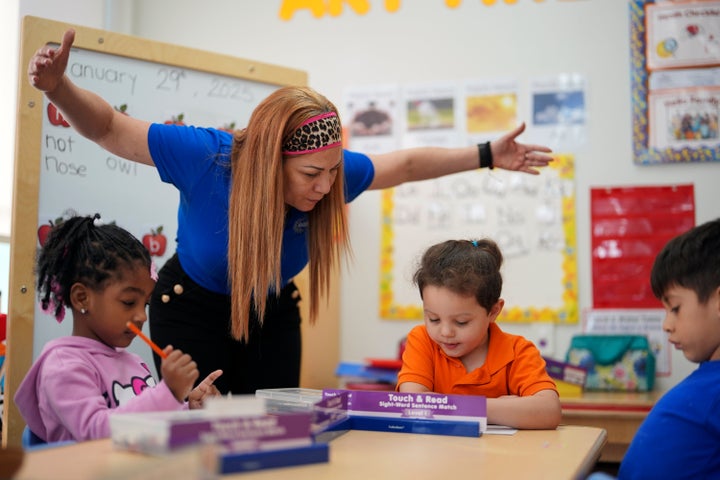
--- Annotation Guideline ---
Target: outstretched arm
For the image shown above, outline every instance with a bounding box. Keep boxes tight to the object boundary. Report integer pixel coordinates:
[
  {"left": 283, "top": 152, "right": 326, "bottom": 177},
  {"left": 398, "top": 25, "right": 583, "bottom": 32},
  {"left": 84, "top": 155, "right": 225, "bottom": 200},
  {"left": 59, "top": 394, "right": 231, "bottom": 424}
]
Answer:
[
  {"left": 28, "top": 29, "right": 153, "bottom": 165},
  {"left": 367, "top": 122, "right": 552, "bottom": 190}
]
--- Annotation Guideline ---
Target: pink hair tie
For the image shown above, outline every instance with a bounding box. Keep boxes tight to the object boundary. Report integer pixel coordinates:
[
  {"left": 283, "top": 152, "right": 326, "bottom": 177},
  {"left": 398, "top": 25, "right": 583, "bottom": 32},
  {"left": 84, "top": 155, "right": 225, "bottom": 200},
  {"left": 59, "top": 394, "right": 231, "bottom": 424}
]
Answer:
[{"left": 150, "top": 261, "right": 159, "bottom": 281}]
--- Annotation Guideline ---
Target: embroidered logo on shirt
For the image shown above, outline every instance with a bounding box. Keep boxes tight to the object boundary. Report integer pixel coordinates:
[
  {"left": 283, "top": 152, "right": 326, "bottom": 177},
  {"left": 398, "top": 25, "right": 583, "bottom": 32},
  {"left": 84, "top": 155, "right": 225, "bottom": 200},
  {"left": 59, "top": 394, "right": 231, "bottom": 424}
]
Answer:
[{"left": 293, "top": 217, "right": 309, "bottom": 234}]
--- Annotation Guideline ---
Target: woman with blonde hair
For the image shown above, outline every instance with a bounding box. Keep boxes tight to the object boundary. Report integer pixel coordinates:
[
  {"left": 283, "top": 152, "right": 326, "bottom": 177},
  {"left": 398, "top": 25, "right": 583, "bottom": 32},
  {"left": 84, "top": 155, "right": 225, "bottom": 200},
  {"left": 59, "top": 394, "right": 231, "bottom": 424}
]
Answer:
[{"left": 28, "top": 29, "right": 554, "bottom": 394}]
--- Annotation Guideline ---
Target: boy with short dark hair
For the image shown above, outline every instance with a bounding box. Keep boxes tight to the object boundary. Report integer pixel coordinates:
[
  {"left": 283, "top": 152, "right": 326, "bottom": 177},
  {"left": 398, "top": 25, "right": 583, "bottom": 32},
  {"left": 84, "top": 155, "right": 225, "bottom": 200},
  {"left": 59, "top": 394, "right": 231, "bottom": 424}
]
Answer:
[{"left": 618, "top": 218, "right": 720, "bottom": 478}]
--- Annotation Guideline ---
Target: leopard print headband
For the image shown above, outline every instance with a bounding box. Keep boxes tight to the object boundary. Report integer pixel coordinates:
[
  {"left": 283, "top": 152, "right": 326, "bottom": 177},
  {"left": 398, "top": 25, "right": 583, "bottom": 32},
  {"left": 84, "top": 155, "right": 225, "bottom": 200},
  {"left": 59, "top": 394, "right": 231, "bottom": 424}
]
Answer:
[{"left": 282, "top": 112, "right": 342, "bottom": 155}]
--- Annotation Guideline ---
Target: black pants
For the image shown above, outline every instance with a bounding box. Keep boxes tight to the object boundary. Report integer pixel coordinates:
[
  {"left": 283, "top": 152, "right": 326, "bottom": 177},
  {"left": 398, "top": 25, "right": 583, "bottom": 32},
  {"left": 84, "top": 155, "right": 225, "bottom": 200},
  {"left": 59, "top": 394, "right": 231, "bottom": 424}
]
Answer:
[{"left": 148, "top": 254, "right": 302, "bottom": 395}]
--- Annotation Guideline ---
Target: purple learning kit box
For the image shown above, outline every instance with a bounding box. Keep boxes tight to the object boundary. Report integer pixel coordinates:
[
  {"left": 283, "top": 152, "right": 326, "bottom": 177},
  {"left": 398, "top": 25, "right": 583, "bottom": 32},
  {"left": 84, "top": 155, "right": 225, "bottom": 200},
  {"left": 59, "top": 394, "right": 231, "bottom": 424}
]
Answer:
[
  {"left": 110, "top": 409, "right": 314, "bottom": 455},
  {"left": 322, "top": 389, "right": 487, "bottom": 437}
]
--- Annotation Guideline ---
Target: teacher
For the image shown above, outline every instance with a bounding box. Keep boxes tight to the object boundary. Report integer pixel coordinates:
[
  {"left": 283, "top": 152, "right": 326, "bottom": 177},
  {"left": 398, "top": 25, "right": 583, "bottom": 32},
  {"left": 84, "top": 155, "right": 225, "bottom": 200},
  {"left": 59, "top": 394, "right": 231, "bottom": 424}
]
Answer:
[{"left": 28, "top": 29, "right": 554, "bottom": 394}]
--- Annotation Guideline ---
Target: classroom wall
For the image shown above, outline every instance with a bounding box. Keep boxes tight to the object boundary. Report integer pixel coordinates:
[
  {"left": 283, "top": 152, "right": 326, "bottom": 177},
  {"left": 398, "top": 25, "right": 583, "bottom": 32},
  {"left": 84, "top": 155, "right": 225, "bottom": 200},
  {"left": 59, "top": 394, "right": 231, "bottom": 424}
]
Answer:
[{"left": 6, "top": 0, "right": 719, "bottom": 392}]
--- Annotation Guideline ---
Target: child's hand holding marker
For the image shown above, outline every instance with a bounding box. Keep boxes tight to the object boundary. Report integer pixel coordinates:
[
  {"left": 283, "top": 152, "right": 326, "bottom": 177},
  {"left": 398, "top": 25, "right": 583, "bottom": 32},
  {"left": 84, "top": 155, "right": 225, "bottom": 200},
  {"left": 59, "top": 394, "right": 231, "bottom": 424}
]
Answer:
[
  {"left": 161, "top": 347, "right": 200, "bottom": 403},
  {"left": 126, "top": 321, "right": 222, "bottom": 406}
]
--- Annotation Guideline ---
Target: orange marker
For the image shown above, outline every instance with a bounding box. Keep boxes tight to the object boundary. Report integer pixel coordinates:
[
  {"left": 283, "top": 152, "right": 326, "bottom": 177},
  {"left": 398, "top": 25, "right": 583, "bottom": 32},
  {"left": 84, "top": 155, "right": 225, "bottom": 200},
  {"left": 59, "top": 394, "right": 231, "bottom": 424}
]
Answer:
[{"left": 126, "top": 321, "right": 167, "bottom": 359}]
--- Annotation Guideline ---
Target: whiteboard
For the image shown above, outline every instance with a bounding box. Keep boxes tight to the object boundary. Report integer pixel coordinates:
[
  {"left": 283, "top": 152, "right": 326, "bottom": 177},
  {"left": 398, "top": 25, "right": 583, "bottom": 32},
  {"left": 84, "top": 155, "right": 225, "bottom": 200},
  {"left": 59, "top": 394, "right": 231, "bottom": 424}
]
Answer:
[
  {"left": 379, "top": 154, "right": 577, "bottom": 324},
  {"left": 6, "top": 16, "right": 306, "bottom": 445}
]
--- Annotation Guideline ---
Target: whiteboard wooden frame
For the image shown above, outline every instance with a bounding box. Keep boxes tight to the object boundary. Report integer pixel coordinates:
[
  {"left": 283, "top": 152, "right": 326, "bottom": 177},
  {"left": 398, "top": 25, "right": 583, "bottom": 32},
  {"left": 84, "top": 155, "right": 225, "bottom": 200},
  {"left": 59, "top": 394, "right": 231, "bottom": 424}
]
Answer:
[{"left": 3, "top": 16, "right": 327, "bottom": 447}]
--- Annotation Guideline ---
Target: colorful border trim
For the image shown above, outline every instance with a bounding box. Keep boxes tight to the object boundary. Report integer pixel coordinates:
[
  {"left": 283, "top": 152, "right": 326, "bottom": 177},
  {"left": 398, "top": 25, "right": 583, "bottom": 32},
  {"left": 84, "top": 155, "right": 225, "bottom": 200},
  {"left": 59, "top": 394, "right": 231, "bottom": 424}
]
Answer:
[
  {"left": 379, "top": 154, "right": 577, "bottom": 323},
  {"left": 630, "top": 0, "right": 720, "bottom": 164}
]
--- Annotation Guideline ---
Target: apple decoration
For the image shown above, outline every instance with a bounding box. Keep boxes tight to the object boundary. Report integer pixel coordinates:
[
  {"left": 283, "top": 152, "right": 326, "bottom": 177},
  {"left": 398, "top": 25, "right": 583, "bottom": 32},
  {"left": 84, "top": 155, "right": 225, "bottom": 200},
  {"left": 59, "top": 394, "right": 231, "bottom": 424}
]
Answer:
[
  {"left": 114, "top": 104, "right": 129, "bottom": 115},
  {"left": 143, "top": 226, "right": 167, "bottom": 257},
  {"left": 219, "top": 122, "right": 236, "bottom": 133},
  {"left": 47, "top": 103, "right": 70, "bottom": 127},
  {"left": 165, "top": 114, "right": 185, "bottom": 125},
  {"left": 37, "top": 216, "right": 65, "bottom": 246}
]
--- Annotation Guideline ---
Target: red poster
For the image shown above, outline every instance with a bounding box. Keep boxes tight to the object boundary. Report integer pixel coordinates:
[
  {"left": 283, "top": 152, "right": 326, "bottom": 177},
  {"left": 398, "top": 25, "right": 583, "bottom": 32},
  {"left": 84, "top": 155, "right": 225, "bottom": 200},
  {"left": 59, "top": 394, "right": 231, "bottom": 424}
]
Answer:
[{"left": 591, "top": 185, "right": 695, "bottom": 308}]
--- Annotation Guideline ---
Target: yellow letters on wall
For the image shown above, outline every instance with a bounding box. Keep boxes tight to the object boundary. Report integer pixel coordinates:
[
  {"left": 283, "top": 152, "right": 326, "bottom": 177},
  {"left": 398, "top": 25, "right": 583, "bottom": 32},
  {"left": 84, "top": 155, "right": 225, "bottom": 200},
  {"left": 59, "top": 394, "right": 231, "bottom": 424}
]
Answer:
[{"left": 279, "top": 0, "right": 582, "bottom": 21}]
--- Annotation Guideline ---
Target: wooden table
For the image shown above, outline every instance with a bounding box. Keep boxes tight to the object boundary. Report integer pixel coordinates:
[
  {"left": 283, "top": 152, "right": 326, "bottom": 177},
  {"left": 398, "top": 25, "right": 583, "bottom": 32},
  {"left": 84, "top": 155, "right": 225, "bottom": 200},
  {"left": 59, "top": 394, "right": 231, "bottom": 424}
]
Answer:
[
  {"left": 14, "top": 426, "right": 606, "bottom": 480},
  {"left": 561, "top": 390, "right": 663, "bottom": 463}
]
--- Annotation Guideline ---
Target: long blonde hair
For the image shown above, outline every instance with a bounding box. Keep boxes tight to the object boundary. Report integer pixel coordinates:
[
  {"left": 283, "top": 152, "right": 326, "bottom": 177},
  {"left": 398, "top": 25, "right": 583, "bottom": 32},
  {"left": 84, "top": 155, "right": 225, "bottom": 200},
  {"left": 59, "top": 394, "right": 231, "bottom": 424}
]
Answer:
[{"left": 227, "top": 86, "right": 351, "bottom": 341}]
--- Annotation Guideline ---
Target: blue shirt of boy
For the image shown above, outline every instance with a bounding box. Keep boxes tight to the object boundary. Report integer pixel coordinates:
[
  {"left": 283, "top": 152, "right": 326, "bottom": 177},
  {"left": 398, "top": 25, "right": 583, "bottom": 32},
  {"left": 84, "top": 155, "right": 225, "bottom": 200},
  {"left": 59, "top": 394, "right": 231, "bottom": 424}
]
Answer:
[{"left": 619, "top": 360, "right": 720, "bottom": 479}]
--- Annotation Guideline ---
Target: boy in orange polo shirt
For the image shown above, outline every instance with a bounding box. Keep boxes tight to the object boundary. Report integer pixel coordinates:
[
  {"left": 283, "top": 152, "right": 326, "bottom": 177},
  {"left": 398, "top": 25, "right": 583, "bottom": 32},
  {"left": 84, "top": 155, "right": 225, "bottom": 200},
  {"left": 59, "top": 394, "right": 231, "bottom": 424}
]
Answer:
[{"left": 397, "top": 239, "right": 561, "bottom": 429}]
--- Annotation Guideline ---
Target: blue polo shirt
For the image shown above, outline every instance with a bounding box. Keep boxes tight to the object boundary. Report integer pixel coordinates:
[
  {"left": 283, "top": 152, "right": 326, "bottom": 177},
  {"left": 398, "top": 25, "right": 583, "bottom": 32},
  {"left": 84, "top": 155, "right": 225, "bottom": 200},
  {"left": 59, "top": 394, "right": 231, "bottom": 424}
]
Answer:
[{"left": 148, "top": 123, "right": 374, "bottom": 294}]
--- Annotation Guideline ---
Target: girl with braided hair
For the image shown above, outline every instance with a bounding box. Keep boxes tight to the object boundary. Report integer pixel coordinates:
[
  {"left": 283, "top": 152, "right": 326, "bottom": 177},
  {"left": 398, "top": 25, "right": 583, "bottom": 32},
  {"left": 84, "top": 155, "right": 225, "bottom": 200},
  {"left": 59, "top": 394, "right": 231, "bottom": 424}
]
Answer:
[{"left": 14, "top": 214, "right": 222, "bottom": 443}]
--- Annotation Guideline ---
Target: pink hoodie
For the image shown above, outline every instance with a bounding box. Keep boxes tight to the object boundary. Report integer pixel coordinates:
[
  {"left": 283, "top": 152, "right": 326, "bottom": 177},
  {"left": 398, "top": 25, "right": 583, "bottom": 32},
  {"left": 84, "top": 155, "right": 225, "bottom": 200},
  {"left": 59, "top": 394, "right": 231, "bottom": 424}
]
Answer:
[{"left": 14, "top": 336, "right": 186, "bottom": 442}]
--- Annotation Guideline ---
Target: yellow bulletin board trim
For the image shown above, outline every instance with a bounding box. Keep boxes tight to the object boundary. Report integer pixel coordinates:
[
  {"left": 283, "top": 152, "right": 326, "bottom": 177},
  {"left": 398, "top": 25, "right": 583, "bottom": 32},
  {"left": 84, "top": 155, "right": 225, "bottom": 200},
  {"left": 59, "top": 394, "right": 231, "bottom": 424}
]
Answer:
[{"left": 379, "top": 154, "right": 577, "bottom": 324}]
